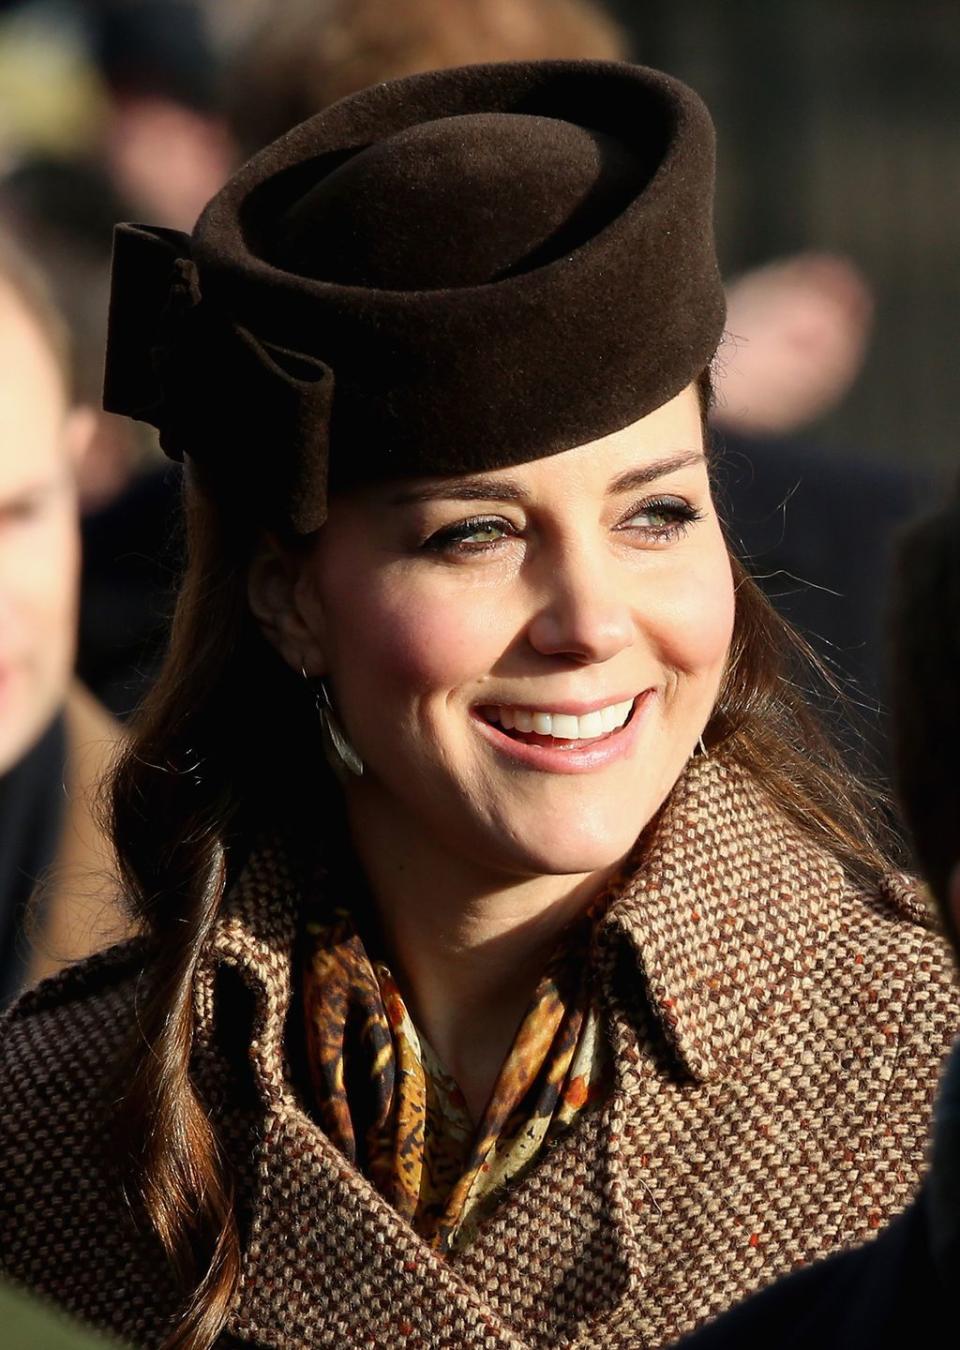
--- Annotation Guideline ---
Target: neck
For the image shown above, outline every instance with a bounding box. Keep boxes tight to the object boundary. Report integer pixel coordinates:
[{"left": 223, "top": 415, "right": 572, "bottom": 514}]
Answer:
[{"left": 344, "top": 788, "right": 614, "bottom": 1121}]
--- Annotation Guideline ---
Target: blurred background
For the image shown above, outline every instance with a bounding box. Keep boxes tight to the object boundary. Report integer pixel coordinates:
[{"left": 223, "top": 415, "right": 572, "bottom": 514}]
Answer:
[
  {"left": 611, "top": 0, "right": 960, "bottom": 470},
  {"left": 1, "top": 0, "right": 959, "bottom": 995}
]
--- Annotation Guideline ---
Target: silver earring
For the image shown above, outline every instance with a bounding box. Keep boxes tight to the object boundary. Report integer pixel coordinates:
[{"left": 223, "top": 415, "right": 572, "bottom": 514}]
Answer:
[
  {"left": 696, "top": 734, "right": 709, "bottom": 758},
  {"left": 303, "top": 668, "right": 364, "bottom": 780}
]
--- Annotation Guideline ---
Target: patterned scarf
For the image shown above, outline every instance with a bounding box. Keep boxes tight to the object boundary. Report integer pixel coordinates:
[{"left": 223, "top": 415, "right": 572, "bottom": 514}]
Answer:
[{"left": 302, "top": 889, "right": 611, "bottom": 1254}]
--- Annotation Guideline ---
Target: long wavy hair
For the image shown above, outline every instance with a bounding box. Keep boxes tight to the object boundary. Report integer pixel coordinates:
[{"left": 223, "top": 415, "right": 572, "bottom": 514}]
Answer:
[{"left": 110, "top": 369, "right": 892, "bottom": 1348}]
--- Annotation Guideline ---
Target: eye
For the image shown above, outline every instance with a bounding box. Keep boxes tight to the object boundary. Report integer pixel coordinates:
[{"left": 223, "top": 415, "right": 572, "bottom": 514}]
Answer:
[
  {"left": 0, "top": 496, "right": 44, "bottom": 528},
  {"left": 421, "top": 514, "right": 516, "bottom": 553},
  {"left": 618, "top": 495, "right": 703, "bottom": 541}
]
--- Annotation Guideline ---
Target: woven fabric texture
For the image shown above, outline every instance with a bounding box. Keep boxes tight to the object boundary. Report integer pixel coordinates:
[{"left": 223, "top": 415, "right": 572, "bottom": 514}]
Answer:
[{"left": 1, "top": 755, "right": 958, "bottom": 1348}]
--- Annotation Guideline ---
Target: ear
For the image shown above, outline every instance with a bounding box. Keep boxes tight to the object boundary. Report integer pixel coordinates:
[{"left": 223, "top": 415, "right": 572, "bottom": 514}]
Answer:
[
  {"left": 62, "top": 404, "right": 98, "bottom": 468},
  {"left": 247, "top": 534, "right": 327, "bottom": 676}
]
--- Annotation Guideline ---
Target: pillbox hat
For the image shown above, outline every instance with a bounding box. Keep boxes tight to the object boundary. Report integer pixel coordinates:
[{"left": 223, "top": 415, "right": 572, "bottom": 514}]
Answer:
[{"left": 104, "top": 59, "right": 725, "bottom": 530}]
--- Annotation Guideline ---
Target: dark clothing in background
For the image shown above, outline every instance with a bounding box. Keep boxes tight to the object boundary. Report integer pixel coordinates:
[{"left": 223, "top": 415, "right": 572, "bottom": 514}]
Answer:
[
  {"left": 672, "top": 1191, "right": 944, "bottom": 1349},
  {"left": 718, "top": 431, "right": 936, "bottom": 775},
  {"left": 0, "top": 715, "right": 66, "bottom": 1003}
]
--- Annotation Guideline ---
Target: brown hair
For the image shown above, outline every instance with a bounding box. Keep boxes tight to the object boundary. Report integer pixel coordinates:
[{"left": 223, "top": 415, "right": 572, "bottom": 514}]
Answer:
[
  {"left": 110, "top": 367, "right": 893, "bottom": 1347},
  {"left": 224, "top": 0, "right": 630, "bottom": 155},
  {"left": 890, "top": 478, "right": 960, "bottom": 941}
]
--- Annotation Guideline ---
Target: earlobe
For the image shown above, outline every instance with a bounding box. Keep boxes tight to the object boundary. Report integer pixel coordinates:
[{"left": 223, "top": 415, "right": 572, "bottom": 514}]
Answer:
[
  {"left": 63, "top": 405, "right": 98, "bottom": 468},
  {"left": 247, "top": 534, "right": 327, "bottom": 675}
]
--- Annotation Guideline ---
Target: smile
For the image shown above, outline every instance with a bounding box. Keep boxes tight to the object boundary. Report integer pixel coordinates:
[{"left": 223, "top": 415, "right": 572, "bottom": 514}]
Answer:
[
  {"left": 471, "top": 691, "right": 652, "bottom": 775},
  {"left": 479, "top": 699, "right": 635, "bottom": 744}
]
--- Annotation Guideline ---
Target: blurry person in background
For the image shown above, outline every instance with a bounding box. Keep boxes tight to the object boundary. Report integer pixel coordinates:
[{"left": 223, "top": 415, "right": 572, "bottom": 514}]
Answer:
[
  {"left": 224, "top": 0, "right": 628, "bottom": 158},
  {"left": 716, "top": 252, "right": 875, "bottom": 441},
  {"left": 0, "top": 230, "right": 126, "bottom": 1003},
  {"left": 713, "top": 249, "right": 929, "bottom": 781},
  {"left": 0, "top": 155, "right": 184, "bottom": 716},
  {"left": 0, "top": 154, "right": 141, "bottom": 515},
  {"left": 91, "top": 0, "right": 234, "bottom": 231},
  {"left": 673, "top": 479, "right": 960, "bottom": 1350}
]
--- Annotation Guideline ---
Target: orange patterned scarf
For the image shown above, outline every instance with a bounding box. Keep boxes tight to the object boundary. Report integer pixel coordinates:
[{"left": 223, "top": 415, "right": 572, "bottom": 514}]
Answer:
[{"left": 302, "top": 894, "right": 611, "bottom": 1253}]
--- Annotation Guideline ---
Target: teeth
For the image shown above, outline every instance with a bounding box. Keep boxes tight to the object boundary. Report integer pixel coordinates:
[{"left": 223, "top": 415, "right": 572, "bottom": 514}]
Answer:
[
  {"left": 484, "top": 699, "right": 635, "bottom": 741},
  {"left": 579, "top": 710, "right": 603, "bottom": 738},
  {"left": 600, "top": 705, "right": 619, "bottom": 734}
]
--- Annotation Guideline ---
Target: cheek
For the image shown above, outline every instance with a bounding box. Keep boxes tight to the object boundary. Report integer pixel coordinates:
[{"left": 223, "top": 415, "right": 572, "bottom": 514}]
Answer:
[
  {"left": 321, "top": 565, "right": 508, "bottom": 707},
  {"left": 644, "top": 544, "right": 735, "bottom": 679},
  {"left": 0, "top": 514, "right": 79, "bottom": 646}
]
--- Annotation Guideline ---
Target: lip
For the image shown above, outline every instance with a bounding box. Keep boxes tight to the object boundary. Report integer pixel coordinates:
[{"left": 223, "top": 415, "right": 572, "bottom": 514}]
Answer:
[
  {"left": 471, "top": 689, "right": 656, "bottom": 775},
  {"left": 473, "top": 692, "right": 640, "bottom": 717}
]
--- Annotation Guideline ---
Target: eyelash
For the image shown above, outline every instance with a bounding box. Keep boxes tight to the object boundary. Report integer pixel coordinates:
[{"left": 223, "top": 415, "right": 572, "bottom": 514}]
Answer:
[{"left": 422, "top": 496, "right": 704, "bottom": 554}]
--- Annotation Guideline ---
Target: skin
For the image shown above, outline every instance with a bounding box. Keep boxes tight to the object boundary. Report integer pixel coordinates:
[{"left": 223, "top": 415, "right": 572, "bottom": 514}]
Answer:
[
  {"left": 250, "top": 382, "right": 735, "bottom": 1116},
  {"left": 0, "top": 280, "right": 93, "bottom": 775}
]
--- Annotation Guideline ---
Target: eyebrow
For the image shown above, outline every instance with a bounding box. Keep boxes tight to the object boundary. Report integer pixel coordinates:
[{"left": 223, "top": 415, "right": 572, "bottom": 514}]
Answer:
[
  {"left": 388, "top": 452, "right": 705, "bottom": 506},
  {"left": 0, "top": 476, "right": 63, "bottom": 507}
]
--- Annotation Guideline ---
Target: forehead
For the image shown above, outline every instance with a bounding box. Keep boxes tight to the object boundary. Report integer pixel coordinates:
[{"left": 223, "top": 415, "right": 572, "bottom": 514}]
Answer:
[
  {"left": 385, "top": 382, "right": 706, "bottom": 506},
  {"left": 0, "top": 285, "right": 68, "bottom": 495}
]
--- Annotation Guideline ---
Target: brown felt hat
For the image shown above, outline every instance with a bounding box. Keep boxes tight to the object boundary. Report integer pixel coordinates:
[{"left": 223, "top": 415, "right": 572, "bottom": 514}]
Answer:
[{"left": 103, "top": 60, "right": 724, "bottom": 532}]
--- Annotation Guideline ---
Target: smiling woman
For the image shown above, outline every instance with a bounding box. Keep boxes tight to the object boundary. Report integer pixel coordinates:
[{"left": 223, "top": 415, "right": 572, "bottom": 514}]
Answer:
[
  {"left": 251, "top": 386, "right": 732, "bottom": 893},
  {"left": 1, "top": 59, "right": 957, "bottom": 1350}
]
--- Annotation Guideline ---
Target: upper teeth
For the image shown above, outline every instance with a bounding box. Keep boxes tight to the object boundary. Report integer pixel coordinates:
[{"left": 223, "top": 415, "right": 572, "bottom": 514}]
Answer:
[{"left": 483, "top": 699, "right": 634, "bottom": 740}]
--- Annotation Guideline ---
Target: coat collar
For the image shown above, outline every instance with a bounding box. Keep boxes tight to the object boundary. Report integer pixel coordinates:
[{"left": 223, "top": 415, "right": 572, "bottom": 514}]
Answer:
[
  {"left": 200, "top": 753, "right": 847, "bottom": 1100},
  {"left": 195, "top": 754, "right": 850, "bottom": 1347},
  {"left": 597, "top": 755, "right": 846, "bottom": 1083}
]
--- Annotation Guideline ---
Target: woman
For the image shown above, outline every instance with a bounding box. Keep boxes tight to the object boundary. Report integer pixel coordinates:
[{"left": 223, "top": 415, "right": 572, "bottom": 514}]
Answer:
[{"left": 1, "top": 60, "right": 956, "bottom": 1350}]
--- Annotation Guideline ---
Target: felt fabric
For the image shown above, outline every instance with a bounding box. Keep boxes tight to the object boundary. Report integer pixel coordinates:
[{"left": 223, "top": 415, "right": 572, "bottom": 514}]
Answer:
[{"left": 103, "top": 59, "right": 725, "bottom": 531}]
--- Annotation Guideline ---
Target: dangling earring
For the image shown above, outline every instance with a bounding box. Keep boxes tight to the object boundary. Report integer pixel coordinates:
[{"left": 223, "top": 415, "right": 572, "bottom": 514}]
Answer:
[
  {"left": 695, "top": 734, "right": 709, "bottom": 758},
  {"left": 303, "top": 668, "right": 364, "bottom": 780}
]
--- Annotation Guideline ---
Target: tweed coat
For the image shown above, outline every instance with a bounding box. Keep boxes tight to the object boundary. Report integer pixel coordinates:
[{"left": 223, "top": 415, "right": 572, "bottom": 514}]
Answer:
[{"left": 1, "top": 756, "right": 958, "bottom": 1349}]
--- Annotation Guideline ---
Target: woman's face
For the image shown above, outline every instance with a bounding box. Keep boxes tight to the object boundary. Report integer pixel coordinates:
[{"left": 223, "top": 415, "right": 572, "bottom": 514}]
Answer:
[{"left": 285, "top": 383, "right": 735, "bottom": 879}]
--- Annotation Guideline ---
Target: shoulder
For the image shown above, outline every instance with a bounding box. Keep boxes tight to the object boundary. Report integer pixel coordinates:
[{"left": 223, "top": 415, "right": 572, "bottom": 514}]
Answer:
[
  {"left": 0, "top": 938, "right": 150, "bottom": 1181},
  {"left": 0, "top": 940, "right": 182, "bottom": 1338},
  {"left": 2, "top": 934, "right": 149, "bottom": 1037},
  {"left": 827, "top": 868, "right": 960, "bottom": 1098},
  {"left": 839, "top": 867, "right": 957, "bottom": 1003}
]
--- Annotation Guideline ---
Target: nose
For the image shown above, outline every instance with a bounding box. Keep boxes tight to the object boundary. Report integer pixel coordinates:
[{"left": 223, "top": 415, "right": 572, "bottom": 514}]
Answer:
[{"left": 525, "top": 538, "right": 635, "bottom": 665}]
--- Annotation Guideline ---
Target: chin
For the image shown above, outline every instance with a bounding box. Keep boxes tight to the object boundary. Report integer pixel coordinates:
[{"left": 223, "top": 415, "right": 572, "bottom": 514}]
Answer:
[{"left": 482, "top": 803, "right": 650, "bottom": 880}]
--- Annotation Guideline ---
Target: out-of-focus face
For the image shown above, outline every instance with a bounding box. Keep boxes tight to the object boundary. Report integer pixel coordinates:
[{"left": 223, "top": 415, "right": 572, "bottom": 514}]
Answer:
[
  {"left": 0, "top": 282, "right": 81, "bottom": 774},
  {"left": 277, "top": 383, "right": 735, "bottom": 880}
]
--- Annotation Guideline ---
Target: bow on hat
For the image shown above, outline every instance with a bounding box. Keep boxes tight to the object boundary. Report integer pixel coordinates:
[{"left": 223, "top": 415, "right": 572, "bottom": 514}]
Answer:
[{"left": 103, "top": 223, "right": 334, "bottom": 532}]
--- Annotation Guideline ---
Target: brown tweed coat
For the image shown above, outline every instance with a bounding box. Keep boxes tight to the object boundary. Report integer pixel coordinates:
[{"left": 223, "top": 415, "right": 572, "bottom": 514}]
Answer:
[{"left": 1, "top": 757, "right": 958, "bottom": 1349}]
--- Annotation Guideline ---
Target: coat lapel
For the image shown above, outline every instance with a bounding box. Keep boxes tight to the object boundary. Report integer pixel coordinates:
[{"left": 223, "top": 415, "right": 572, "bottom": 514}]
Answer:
[
  {"left": 193, "top": 754, "right": 852, "bottom": 1346},
  {"left": 599, "top": 756, "right": 846, "bottom": 1085}
]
